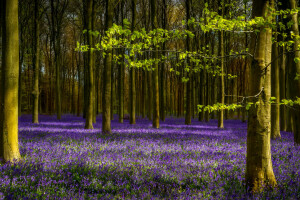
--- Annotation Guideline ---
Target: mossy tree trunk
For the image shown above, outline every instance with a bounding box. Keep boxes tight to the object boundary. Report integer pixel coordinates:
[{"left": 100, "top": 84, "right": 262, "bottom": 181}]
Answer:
[
  {"left": 0, "top": 0, "right": 22, "bottom": 163},
  {"left": 246, "top": 0, "right": 277, "bottom": 192}
]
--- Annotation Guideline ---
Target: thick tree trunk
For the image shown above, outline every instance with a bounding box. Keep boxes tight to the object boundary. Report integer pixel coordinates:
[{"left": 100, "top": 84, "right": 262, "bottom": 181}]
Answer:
[
  {"left": 32, "top": 0, "right": 40, "bottom": 124},
  {"left": 271, "top": 42, "right": 281, "bottom": 139},
  {"left": 102, "top": 0, "right": 114, "bottom": 133},
  {"left": 246, "top": 0, "right": 277, "bottom": 192},
  {"left": 0, "top": 0, "right": 22, "bottom": 163}
]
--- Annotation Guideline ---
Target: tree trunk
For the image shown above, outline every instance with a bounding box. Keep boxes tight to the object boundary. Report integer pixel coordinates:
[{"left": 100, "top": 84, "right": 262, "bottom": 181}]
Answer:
[
  {"left": 32, "top": 0, "right": 40, "bottom": 124},
  {"left": 77, "top": 43, "right": 81, "bottom": 117},
  {"left": 218, "top": 30, "right": 224, "bottom": 128},
  {"left": 246, "top": 0, "right": 277, "bottom": 192},
  {"left": 118, "top": 1, "right": 124, "bottom": 123},
  {"left": 130, "top": 0, "right": 137, "bottom": 125},
  {"left": 151, "top": 0, "right": 159, "bottom": 128},
  {"left": 289, "top": 0, "right": 300, "bottom": 145},
  {"left": 185, "top": 0, "right": 192, "bottom": 125},
  {"left": 271, "top": 42, "right": 281, "bottom": 139},
  {"left": 84, "top": 0, "right": 94, "bottom": 129},
  {"left": 0, "top": 0, "right": 22, "bottom": 163},
  {"left": 102, "top": 0, "right": 114, "bottom": 133},
  {"left": 279, "top": 46, "right": 286, "bottom": 131}
]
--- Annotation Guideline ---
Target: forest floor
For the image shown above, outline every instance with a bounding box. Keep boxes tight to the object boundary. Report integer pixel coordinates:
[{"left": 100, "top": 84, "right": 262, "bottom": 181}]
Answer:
[{"left": 0, "top": 115, "right": 299, "bottom": 199}]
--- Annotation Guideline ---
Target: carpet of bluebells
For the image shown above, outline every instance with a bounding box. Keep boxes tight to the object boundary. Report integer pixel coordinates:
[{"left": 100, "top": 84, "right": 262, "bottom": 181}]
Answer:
[{"left": 0, "top": 114, "right": 299, "bottom": 199}]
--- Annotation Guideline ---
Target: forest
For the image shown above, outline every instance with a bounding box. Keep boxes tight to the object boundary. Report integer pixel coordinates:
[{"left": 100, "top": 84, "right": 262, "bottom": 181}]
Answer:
[{"left": 0, "top": 0, "right": 300, "bottom": 199}]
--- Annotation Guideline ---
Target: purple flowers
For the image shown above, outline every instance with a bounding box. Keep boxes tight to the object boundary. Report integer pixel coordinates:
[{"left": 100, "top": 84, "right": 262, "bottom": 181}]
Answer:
[{"left": 0, "top": 114, "right": 299, "bottom": 199}]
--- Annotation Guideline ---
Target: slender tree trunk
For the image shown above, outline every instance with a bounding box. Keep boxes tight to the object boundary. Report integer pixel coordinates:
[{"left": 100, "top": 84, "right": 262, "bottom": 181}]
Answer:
[
  {"left": 218, "top": 30, "right": 224, "bottom": 128},
  {"left": 289, "top": 0, "right": 300, "bottom": 145},
  {"left": 32, "top": 0, "right": 40, "bottom": 124},
  {"left": 0, "top": 0, "right": 22, "bottom": 163},
  {"left": 246, "top": 0, "right": 277, "bottom": 192},
  {"left": 286, "top": 53, "right": 294, "bottom": 132},
  {"left": 185, "top": 0, "right": 192, "bottom": 125},
  {"left": 151, "top": 0, "right": 159, "bottom": 128},
  {"left": 147, "top": 69, "right": 152, "bottom": 120},
  {"left": 280, "top": 46, "right": 286, "bottom": 131},
  {"left": 85, "top": 0, "right": 94, "bottom": 129},
  {"left": 242, "top": 5, "right": 248, "bottom": 123},
  {"left": 130, "top": 0, "right": 137, "bottom": 124},
  {"left": 118, "top": 1, "right": 124, "bottom": 123},
  {"left": 271, "top": 42, "right": 281, "bottom": 139},
  {"left": 111, "top": 62, "right": 114, "bottom": 120},
  {"left": 77, "top": 44, "right": 81, "bottom": 117},
  {"left": 102, "top": 0, "right": 114, "bottom": 133}
]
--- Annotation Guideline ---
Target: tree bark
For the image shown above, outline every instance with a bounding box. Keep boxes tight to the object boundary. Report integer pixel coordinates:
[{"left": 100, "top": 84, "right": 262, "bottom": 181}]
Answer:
[
  {"left": 218, "top": 29, "right": 224, "bottom": 128},
  {"left": 32, "top": 0, "right": 40, "bottom": 124},
  {"left": 84, "top": 0, "right": 94, "bottom": 129},
  {"left": 289, "top": 0, "right": 300, "bottom": 145},
  {"left": 150, "top": 0, "right": 159, "bottom": 128},
  {"left": 102, "top": 0, "right": 115, "bottom": 133},
  {"left": 185, "top": 0, "right": 192, "bottom": 125},
  {"left": 130, "top": 0, "right": 137, "bottom": 125},
  {"left": 271, "top": 42, "right": 281, "bottom": 139},
  {"left": 246, "top": 0, "right": 277, "bottom": 192},
  {"left": 0, "top": 0, "right": 22, "bottom": 163},
  {"left": 280, "top": 46, "right": 286, "bottom": 131}
]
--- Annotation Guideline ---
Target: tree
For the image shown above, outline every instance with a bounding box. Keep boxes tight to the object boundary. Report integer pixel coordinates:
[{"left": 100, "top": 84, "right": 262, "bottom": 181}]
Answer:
[
  {"left": 271, "top": 41, "right": 281, "bottom": 139},
  {"left": 218, "top": 0, "right": 224, "bottom": 128},
  {"left": 0, "top": 0, "right": 22, "bottom": 163},
  {"left": 150, "top": 0, "right": 159, "bottom": 128},
  {"left": 130, "top": 0, "right": 137, "bottom": 125},
  {"left": 32, "top": 0, "right": 40, "bottom": 124},
  {"left": 184, "top": 0, "right": 192, "bottom": 125},
  {"left": 118, "top": 0, "right": 125, "bottom": 123},
  {"left": 102, "top": 0, "right": 115, "bottom": 133},
  {"left": 84, "top": 0, "right": 94, "bottom": 129},
  {"left": 289, "top": 0, "right": 300, "bottom": 145},
  {"left": 246, "top": 0, "right": 277, "bottom": 192}
]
